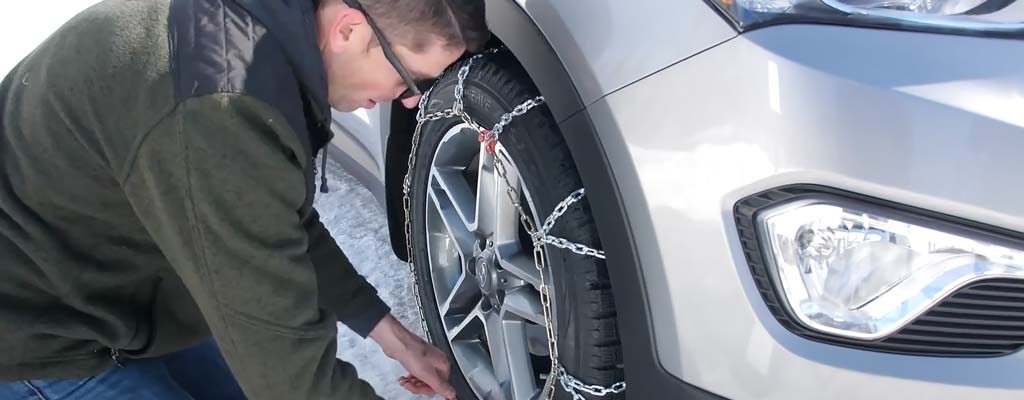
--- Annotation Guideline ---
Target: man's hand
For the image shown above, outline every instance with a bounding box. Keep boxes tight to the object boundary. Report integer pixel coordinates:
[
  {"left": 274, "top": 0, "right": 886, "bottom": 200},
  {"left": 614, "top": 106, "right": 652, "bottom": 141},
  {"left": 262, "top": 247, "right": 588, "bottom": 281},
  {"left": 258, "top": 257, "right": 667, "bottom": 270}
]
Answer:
[{"left": 370, "top": 314, "right": 456, "bottom": 399}]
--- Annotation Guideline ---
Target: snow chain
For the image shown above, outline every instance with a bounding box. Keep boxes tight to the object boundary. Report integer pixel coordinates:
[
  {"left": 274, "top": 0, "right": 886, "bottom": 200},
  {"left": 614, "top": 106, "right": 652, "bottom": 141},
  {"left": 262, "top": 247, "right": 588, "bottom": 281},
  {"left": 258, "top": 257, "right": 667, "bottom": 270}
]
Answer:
[{"left": 401, "top": 50, "right": 625, "bottom": 400}]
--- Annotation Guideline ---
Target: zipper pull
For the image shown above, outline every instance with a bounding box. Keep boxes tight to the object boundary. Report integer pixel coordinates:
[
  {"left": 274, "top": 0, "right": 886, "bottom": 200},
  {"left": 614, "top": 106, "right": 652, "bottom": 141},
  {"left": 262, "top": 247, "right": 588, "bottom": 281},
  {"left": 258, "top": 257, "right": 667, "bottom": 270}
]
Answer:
[
  {"left": 110, "top": 348, "right": 124, "bottom": 368},
  {"left": 319, "top": 149, "right": 329, "bottom": 193}
]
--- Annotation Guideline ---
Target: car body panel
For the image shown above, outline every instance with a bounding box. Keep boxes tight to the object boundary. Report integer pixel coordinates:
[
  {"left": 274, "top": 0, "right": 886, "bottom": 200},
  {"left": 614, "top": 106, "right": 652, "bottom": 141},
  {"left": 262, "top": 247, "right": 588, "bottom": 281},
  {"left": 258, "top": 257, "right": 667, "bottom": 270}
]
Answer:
[
  {"left": 588, "top": 23, "right": 1024, "bottom": 399},
  {"left": 329, "top": 107, "right": 389, "bottom": 207},
  {"left": 514, "top": 0, "right": 737, "bottom": 106}
]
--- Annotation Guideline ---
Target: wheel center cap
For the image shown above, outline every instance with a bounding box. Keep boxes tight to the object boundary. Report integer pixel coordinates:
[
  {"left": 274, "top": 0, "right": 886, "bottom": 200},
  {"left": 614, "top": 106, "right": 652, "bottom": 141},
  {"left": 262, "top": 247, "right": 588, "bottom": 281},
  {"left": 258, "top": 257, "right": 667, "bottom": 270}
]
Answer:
[{"left": 475, "top": 258, "right": 492, "bottom": 293}]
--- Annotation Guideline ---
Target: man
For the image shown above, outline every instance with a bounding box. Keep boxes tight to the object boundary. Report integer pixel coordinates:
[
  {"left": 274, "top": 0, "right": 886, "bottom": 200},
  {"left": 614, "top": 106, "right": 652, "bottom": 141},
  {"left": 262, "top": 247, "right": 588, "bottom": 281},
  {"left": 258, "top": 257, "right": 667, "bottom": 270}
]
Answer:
[{"left": 0, "top": 0, "right": 488, "bottom": 398}]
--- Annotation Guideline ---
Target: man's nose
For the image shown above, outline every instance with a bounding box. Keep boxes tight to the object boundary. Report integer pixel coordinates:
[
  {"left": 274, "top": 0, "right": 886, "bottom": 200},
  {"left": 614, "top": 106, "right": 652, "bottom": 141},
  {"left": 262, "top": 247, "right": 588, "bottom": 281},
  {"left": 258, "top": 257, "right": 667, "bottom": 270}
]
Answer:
[{"left": 400, "top": 95, "right": 422, "bottom": 109}]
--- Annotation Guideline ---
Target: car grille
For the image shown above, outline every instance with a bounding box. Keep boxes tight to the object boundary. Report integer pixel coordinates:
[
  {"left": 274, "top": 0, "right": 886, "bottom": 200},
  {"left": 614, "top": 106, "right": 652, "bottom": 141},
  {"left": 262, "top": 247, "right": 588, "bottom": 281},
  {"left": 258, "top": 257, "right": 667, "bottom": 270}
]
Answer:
[
  {"left": 881, "top": 278, "right": 1024, "bottom": 356},
  {"left": 735, "top": 185, "right": 1024, "bottom": 357}
]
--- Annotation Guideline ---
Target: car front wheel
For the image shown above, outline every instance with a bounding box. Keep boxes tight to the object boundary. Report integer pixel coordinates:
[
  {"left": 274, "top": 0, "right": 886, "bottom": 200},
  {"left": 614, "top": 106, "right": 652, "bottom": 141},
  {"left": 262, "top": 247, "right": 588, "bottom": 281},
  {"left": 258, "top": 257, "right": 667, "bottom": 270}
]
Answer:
[{"left": 407, "top": 50, "right": 625, "bottom": 400}]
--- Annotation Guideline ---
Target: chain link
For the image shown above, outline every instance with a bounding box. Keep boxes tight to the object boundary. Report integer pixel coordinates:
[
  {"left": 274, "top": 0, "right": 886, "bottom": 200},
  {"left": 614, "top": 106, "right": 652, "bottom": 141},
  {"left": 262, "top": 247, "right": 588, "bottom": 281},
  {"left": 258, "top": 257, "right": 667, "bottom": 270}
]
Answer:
[
  {"left": 540, "top": 189, "right": 583, "bottom": 234},
  {"left": 535, "top": 189, "right": 605, "bottom": 259},
  {"left": 493, "top": 96, "right": 545, "bottom": 137},
  {"left": 557, "top": 365, "right": 627, "bottom": 400},
  {"left": 401, "top": 51, "right": 624, "bottom": 399},
  {"left": 400, "top": 89, "right": 435, "bottom": 338}
]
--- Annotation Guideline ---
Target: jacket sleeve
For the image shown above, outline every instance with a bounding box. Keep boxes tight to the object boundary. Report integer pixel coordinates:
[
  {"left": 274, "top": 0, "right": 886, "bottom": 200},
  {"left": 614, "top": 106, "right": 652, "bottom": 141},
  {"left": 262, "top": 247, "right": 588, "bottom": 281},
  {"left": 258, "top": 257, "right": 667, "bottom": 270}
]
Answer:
[
  {"left": 122, "top": 93, "right": 381, "bottom": 400},
  {"left": 305, "top": 209, "right": 390, "bottom": 337}
]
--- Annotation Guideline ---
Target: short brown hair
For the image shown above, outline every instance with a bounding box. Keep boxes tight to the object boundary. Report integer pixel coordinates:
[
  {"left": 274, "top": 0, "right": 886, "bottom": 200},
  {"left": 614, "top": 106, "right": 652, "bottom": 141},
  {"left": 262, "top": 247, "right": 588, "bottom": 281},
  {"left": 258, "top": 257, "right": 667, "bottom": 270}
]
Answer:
[{"left": 325, "top": 0, "right": 490, "bottom": 53}]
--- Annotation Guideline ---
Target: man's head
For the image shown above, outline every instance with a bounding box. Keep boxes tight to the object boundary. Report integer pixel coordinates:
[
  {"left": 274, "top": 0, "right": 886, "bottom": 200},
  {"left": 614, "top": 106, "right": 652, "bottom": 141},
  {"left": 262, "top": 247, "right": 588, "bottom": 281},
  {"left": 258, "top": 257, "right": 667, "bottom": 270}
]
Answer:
[{"left": 316, "top": 0, "right": 489, "bottom": 111}]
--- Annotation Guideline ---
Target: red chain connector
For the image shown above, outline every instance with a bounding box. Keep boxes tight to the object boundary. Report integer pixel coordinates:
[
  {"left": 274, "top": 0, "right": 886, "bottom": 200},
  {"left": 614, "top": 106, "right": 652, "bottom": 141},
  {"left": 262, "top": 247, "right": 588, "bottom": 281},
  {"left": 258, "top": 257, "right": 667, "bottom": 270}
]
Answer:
[{"left": 478, "top": 129, "right": 497, "bottom": 154}]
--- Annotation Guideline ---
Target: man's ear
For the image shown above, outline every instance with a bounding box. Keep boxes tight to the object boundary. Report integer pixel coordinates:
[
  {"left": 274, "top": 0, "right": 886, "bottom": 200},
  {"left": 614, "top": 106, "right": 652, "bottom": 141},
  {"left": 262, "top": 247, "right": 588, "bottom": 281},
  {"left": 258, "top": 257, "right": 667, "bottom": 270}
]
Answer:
[{"left": 320, "top": 4, "right": 369, "bottom": 54}]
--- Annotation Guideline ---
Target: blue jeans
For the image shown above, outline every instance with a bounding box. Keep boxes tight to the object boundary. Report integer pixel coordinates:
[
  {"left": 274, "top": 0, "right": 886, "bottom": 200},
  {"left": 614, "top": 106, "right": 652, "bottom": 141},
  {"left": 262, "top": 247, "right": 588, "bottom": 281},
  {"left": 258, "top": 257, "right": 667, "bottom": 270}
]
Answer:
[{"left": 0, "top": 339, "right": 246, "bottom": 400}]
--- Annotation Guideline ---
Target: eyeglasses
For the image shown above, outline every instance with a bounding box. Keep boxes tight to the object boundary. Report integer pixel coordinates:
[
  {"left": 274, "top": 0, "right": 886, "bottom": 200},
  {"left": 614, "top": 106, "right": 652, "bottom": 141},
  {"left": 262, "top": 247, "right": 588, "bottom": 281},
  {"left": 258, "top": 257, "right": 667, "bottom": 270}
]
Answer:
[{"left": 343, "top": 0, "right": 433, "bottom": 100}]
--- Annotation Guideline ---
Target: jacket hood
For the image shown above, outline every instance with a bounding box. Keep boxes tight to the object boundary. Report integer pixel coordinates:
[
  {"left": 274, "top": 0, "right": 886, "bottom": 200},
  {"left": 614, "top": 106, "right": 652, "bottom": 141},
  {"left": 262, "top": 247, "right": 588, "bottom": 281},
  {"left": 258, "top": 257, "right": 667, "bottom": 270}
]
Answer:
[{"left": 231, "top": 0, "right": 332, "bottom": 151}]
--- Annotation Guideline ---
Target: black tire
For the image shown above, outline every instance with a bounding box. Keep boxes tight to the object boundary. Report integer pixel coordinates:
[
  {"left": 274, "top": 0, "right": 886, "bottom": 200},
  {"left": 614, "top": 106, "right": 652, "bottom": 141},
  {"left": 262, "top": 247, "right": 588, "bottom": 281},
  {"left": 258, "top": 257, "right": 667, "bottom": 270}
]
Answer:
[{"left": 409, "top": 50, "right": 624, "bottom": 400}]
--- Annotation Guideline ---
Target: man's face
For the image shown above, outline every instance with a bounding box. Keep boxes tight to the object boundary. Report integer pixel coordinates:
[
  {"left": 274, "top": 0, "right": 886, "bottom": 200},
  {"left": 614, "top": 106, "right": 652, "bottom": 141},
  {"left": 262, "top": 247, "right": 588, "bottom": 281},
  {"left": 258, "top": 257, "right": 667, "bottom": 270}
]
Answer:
[{"left": 317, "top": 3, "right": 465, "bottom": 112}]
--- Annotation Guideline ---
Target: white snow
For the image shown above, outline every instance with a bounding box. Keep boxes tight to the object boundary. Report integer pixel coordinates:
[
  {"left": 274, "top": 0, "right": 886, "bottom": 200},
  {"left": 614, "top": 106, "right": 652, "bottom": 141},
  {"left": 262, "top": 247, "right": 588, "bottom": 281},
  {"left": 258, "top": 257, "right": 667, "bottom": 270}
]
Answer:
[
  {"left": 1, "top": 1, "right": 103, "bottom": 76},
  {"left": 314, "top": 157, "right": 433, "bottom": 400}
]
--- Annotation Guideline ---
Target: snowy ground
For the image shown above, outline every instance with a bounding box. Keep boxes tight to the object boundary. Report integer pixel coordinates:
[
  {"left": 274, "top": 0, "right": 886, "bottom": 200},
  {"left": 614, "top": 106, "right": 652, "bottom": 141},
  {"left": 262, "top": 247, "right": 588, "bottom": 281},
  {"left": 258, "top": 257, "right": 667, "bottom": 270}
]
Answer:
[{"left": 314, "top": 157, "right": 432, "bottom": 400}]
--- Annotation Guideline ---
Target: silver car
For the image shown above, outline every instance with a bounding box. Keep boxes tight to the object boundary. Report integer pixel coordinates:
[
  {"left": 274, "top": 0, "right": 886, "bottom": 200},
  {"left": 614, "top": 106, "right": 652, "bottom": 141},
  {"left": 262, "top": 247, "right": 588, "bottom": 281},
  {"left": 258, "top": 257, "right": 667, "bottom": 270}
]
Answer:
[{"left": 331, "top": 0, "right": 1024, "bottom": 399}]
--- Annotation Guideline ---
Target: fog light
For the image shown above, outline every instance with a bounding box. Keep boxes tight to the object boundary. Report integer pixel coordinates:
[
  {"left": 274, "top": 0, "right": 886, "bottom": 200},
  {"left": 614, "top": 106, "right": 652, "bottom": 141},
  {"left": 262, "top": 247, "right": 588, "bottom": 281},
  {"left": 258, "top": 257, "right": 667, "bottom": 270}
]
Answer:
[{"left": 758, "top": 201, "right": 1024, "bottom": 340}]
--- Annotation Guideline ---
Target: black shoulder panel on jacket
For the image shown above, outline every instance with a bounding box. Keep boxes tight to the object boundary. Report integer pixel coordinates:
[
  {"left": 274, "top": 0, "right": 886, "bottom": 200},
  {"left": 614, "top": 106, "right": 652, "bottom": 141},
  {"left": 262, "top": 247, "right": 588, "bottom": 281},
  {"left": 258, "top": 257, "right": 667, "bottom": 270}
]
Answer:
[{"left": 168, "top": 0, "right": 312, "bottom": 155}]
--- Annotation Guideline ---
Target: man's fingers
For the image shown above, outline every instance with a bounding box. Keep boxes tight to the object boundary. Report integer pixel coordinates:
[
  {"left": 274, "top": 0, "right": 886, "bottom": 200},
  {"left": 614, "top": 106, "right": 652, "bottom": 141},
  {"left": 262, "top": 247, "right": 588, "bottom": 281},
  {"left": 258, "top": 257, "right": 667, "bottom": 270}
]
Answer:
[
  {"left": 400, "top": 381, "right": 436, "bottom": 396},
  {"left": 399, "top": 376, "right": 442, "bottom": 396},
  {"left": 400, "top": 377, "right": 456, "bottom": 399},
  {"left": 417, "top": 368, "right": 456, "bottom": 400},
  {"left": 388, "top": 339, "right": 457, "bottom": 398}
]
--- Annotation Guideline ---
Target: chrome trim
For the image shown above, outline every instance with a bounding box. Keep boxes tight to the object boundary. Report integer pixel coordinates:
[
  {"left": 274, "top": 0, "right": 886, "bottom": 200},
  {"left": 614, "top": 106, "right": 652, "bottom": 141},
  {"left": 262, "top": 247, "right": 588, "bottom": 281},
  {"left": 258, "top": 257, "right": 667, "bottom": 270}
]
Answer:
[{"left": 821, "top": 0, "right": 1024, "bottom": 33}]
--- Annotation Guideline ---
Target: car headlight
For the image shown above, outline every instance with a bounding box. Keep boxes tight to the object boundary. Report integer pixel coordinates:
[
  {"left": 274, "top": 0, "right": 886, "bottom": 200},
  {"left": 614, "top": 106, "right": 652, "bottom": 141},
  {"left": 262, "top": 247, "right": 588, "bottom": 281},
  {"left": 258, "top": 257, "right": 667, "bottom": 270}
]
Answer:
[
  {"left": 757, "top": 197, "right": 1024, "bottom": 340},
  {"left": 708, "top": 0, "right": 1024, "bottom": 37}
]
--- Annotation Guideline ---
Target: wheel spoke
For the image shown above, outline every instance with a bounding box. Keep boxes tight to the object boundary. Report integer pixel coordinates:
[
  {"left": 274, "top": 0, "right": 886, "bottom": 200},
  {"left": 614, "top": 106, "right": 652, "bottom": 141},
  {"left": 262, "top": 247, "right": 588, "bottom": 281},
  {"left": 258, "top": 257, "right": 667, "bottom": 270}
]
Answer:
[
  {"left": 497, "top": 148, "right": 528, "bottom": 245},
  {"left": 447, "top": 302, "right": 486, "bottom": 341},
  {"left": 431, "top": 166, "right": 478, "bottom": 232},
  {"left": 496, "top": 243, "right": 542, "bottom": 289},
  {"left": 486, "top": 311, "right": 539, "bottom": 400},
  {"left": 438, "top": 268, "right": 481, "bottom": 319},
  {"left": 477, "top": 147, "right": 523, "bottom": 243},
  {"left": 482, "top": 311, "right": 513, "bottom": 399},
  {"left": 501, "top": 287, "right": 546, "bottom": 326},
  {"left": 427, "top": 176, "right": 477, "bottom": 259},
  {"left": 450, "top": 341, "right": 505, "bottom": 400}
]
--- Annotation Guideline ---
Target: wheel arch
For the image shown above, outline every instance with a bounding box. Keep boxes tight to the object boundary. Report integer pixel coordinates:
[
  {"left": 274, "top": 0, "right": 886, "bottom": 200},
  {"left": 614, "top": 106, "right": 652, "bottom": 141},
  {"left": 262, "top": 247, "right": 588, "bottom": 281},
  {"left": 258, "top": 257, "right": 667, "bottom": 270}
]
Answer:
[{"left": 381, "top": 2, "right": 725, "bottom": 398}]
